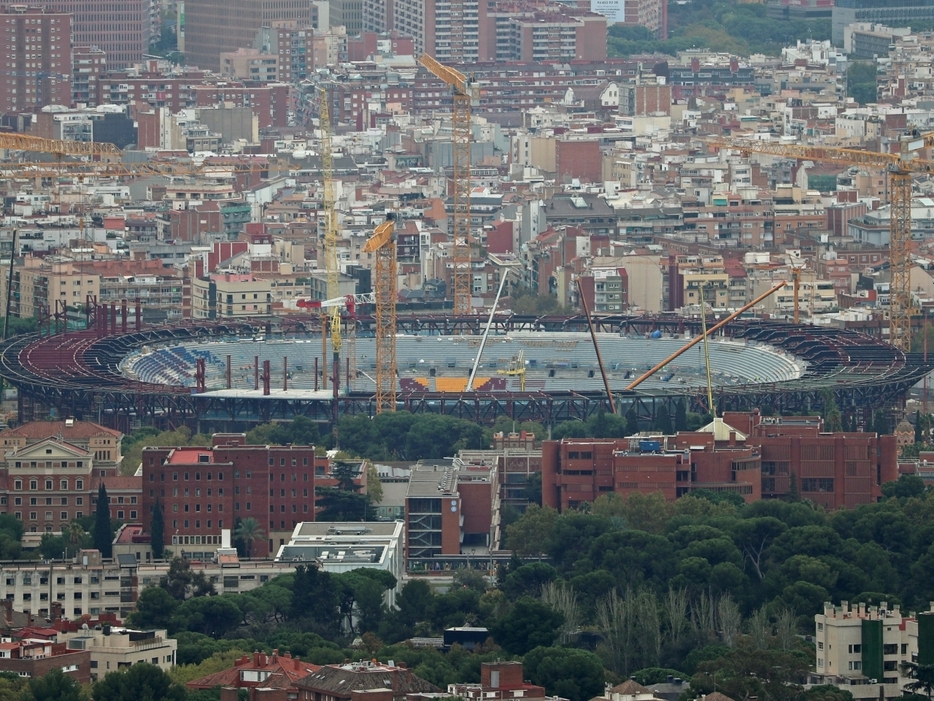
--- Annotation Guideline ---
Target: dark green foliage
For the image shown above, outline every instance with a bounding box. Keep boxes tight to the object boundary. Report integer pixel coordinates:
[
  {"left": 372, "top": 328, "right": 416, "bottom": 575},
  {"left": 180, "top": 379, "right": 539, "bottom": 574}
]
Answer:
[
  {"left": 170, "top": 595, "right": 243, "bottom": 638},
  {"left": 159, "top": 558, "right": 214, "bottom": 600},
  {"left": 631, "top": 668, "right": 690, "bottom": 685},
  {"left": 21, "top": 668, "right": 87, "bottom": 701},
  {"left": 847, "top": 61, "right": 878, "bottom": 106},
  {"left": 315, "top": 487, "right": 372, "bottom": 521},
  {"left": 233, "top": 517, "right": 264, "bottom": 558},
  {"left": 523, "top": 647, "right": 606, "bottom": 701},
  {"left": 883, "top": 474, "right": 927, "bottom": 500},
  {"left": 92, "top": 663, "right": 187, "bottom": 701},
  {"left": 127, "top": 586, "right": 178, "bottom": 629},
  {"left": 151, "top": 498, "right": 165, "bottom": 559},
  {"left": 607, "top": 2, "right": 830, "bottom": 58},
  {"left": 902, "top": 661, "right": 934, "bottom": 699},
  {"left": 654, "top": 409, "right": 673, "bottom": 435},
  {"left": 335, "top": 411, "right": 484, "bottom": 461},
  {"left": 675, "top": 399, "right": 688, "bottom": 432},
  {"left": 245, "top": 416, "right": 321, "bottom": 446},
  {"left": 94, "top": 483, "right": 112, "bottom": 557},
  {"left": 490, "top": 597, "right": 563, "bottom": 654},
  {"left": 523, "top": 472, "right": 543, "bottom": 506}
]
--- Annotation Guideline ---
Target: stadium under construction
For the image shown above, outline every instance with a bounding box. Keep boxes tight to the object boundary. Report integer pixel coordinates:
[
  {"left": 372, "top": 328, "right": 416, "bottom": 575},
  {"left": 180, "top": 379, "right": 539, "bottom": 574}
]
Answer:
[{"left": 0, "top": 305, "right": 929, "bottom": 434}]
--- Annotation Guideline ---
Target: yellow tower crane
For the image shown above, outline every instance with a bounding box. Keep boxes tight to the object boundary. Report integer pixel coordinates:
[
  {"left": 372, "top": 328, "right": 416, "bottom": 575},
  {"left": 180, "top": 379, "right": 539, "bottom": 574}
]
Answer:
[
  {"left": 318, "top": 87, "right": 343, "bottom": 392},
  {"left": 710, "top": 134, "right": 934, "bottom": 351},
  {"left": 418, "top": 53, "right": 479, "bottom": 316},
  {"left": 363, "top": 216, "right": 397, "bottom": 414}
]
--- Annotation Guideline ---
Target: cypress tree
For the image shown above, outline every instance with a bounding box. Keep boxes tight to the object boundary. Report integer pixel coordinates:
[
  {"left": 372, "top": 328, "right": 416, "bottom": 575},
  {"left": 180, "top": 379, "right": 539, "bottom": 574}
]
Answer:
[
  {"left": 675, "top": 399, "right": 688, "bottom": 432},
  {"left": 94, "top": 483, "right": 112, "bottom": 558}
]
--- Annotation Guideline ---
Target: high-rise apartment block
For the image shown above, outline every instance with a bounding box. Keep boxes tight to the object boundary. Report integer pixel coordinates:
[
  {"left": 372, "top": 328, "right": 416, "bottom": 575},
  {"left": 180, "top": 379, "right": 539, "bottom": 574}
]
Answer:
[
  {"left": 0, "top": 6, "right": 72, "bottom": 114},
  {"left": 12, "top": 0, "right": 151, "bottom": 69},
  {"left": 181, "top": 0, "right": 313, "bottom": 72}
]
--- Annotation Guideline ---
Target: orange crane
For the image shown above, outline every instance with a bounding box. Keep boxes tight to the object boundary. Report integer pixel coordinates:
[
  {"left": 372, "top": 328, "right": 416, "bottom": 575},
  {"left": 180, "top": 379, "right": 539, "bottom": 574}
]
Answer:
[
  {"left": 362, "top": 216, "right": 397, "bottom": 413},
  {"left": 418, "top": 53, "right": 478, "bottom": 316},
  {"left": 710, "top": 134, "right": 934, "bottom": 351}
]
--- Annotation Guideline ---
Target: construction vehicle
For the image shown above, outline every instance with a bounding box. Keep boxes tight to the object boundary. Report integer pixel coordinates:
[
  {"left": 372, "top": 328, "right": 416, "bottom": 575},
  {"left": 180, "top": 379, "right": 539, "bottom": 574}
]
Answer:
[{"left": 498, "top": 350, "right": 527, "bottom": 392}]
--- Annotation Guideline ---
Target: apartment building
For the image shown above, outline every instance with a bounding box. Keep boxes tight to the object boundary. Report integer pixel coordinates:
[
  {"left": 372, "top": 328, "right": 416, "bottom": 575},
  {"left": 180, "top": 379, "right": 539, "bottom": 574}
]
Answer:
[
  {"left": 0, "top": 420, "right": 140, "bottom": 537},
  {"left": 0, "top": 549, "right": 299, "bottom": 620},
  {"left": 27, "top": 0, "right": 150, "bottom": 69},
  {"left": 73, "top": 259, "right": 185, "bottom": 324},
  {"left": 0, "top": 257, "right": 100, "bottom": 321},
  {"left": 142, "top": 434, "right": 331, "bottom": 558},
  {"left": 811, "top": 601, "right": 934, "bottom": 700},
  {"left": 191, "top": 273, "right": 272, "bottom": 319},
  {"left": 72, "top": 45, "right": 106, "bottom": 107},
  {"left": 62, "top": 627, "right": 176, "bottom": 681},
  {"left": 0, "top": 7, "right": 72, "bottom": 114},
  {"left": 181, "top": 0, "right": 312, "bottom": 72}
]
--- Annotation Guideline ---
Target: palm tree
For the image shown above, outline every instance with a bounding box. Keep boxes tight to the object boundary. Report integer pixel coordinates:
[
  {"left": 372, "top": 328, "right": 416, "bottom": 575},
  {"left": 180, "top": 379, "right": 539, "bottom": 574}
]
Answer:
[
  {"left": 66, "top": 522, "right": 86, "bottom": 555},
  {"left": 234, "top": 517, "right": 265, "bottom": 559}
]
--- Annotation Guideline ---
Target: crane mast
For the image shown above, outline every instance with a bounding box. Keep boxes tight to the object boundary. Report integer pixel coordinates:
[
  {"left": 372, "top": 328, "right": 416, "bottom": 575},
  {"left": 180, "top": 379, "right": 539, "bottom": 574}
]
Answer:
[
  {"left": 710, "top": 135, "right": 934, "bottom": 351},
  {"left": 418, "top": 54, "right": 477, "bottom": 316},
  {"left": 319, "top": 87, "right": 342, "bottom": 397},
  {"left": 363, "top": 217, "right": 397, "bottom": 413}
]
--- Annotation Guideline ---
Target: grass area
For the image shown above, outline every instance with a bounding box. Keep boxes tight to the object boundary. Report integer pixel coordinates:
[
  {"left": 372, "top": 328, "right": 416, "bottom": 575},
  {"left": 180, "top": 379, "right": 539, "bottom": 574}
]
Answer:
[{"left": 608, "top": 0, "right": 831, "bottom": 58}]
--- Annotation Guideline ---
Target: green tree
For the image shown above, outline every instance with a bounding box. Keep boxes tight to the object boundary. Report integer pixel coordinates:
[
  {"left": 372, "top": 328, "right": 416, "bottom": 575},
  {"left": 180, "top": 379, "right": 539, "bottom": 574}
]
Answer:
[
  {"left": 92, "top": 663, "right": 187, "bottom": 701},
  {"left": 522, "top": 646, "right": 605, "bottom": 701},
  {"left": 523, "top": 472, "right": 543, "bottom": 506},
  {"left": 315, "top": 488, "right": 371, "bottom": 521},
  {"left": 94, "top": 483, "right": 112, "bottom": 557},
  {"left": 675, "top": 399, "right": 688, "bottom": 432},
  {"left": 820, "top": 389, "right": 843, "bottom": 433},
  {"left": 160, "top": 558, "right": 214, "bottom": 600},
  {"left": 490, "top": 596, "right": 563, "bottom": 654},
  {"left": 151, "top": 498, "right": 165, "bottom": 559},
  {"left": 169, "top": 649, "right": 252, "bottom": 685},
  {"left": 233, "top": 517, "right": 264, "bottom": 559},
  {"left": 505, "top": 504, "right": 558, "bottom": 555},
  {"left": 846, "top": 61, "right": 878, "bottom": 106},
  {"left": 624, "top": 406, "right": 640, "bottom": 435},
  {"left": 882, "top": 474, "right": 926, "bottom": 500},
  {"left": 127, "top": 586, "right": 179, "bottom": 629},
  {"left": 902, "top": 662, "right": 934, "bottom": 699},
  {"left": 366, "top": 462, "right": 383, "bottom": 504},
  {"left": 655, "top": 409, "right": 673, "bottom": 435},
  {"left": 21, "top": 669, "right": 87, "bottom": 701},
  {"left": 171, "top": 596, "right": 243, "bottom": 638}
]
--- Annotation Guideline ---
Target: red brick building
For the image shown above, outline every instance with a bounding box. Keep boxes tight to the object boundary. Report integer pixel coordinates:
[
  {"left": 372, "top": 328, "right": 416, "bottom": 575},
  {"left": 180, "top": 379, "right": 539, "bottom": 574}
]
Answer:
[
  {"left": 142, "top": 434, "right": 332, "bottom": 558},
  {"left": 0, "top": 7, "right": 72, "bottom": 115},
  {"left": 0, "top": 421, "right": 141, "bottom": 536},
  {"left": 542, "top": 411, "right": 897, "bottom": 511}
]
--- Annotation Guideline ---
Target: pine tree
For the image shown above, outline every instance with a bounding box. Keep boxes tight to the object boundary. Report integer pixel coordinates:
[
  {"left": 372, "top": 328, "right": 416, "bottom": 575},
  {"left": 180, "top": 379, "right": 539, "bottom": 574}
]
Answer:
[
  {"left": 655, "top": 409, "right": 673, "bottom": 435},
  {"left": 93, "top": 484, "right": 112, "bottom": 558},
  {"left": 674, "top": 399, "right": 688, "bottom": 432},
  {"left": 151, "top": 499, "right": 165, "bottom": 560}
]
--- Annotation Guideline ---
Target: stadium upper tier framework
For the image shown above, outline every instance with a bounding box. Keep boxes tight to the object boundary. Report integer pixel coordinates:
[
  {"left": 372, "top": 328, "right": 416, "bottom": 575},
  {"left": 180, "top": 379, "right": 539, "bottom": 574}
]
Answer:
[{"left": 0, "top": 312, "right": 929, "bottom": 433}]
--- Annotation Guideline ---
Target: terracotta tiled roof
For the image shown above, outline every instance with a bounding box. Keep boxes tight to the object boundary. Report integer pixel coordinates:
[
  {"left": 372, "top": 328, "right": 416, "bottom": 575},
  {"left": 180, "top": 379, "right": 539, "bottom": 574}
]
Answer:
[
  {"left": 609, "top": 681, "right": 652, "bottom": 695},
  {"left": 188, "top": 652, "right": 319, "bottom": 690},
  {"left": 0, "top": 421, "right": 121, "bottom": 441}
]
